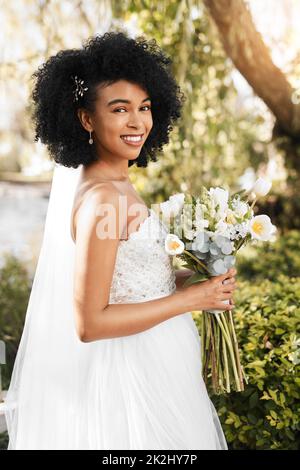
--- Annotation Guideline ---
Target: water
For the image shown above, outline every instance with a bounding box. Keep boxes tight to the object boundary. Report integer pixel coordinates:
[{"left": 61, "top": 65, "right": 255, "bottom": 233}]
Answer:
[{"left": 0, "top": 181, "right": 51, "bottom": 274}]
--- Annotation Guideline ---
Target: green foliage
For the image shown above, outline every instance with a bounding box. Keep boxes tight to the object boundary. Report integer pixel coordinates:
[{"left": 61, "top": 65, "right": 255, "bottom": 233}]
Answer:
[
  {"left": 257, "top": 192, "right": 300, "bottom": 231},
  {"left": 0, "top": 432, "right": 8, "bottom": 450},
  {"left": 112, "top": 1, "right": 268, "bottom": 204},
  {"left": 0, "top": 254, "right": 31, "bottom": 389},
  {"left": 237, "top": 229, "right": 300, "bottom": 281},
  {"left": 194, "top": 274, "right": 300, "bottom": 449}
]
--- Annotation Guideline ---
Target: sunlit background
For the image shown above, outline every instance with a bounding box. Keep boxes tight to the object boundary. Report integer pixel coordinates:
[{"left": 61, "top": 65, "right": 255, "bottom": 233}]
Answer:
[{"left": 1, "top": 1, "right": 300, "bottom": 450}]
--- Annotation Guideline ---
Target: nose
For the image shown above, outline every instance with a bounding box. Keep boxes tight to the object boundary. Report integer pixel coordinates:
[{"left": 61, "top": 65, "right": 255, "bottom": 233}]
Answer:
[{"left": 126, "top": 110, "right": 144, "bottom": 130}]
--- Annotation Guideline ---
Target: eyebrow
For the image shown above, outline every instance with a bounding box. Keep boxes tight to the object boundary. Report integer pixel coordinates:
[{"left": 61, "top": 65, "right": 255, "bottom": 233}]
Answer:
[{"left": 107, "top": 97, "right": 151, "bottom": 106}]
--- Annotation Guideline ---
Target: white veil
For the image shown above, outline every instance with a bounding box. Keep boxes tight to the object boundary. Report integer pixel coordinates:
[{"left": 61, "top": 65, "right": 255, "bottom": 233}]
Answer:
[{"left": 4, "top": 162, "right": 90, "bottom": 449}]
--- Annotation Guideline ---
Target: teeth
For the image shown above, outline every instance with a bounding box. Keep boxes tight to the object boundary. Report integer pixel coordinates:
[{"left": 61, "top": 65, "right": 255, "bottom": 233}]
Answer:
[{"left": 121, "top": 135, "right": 143, "bottom": 142}]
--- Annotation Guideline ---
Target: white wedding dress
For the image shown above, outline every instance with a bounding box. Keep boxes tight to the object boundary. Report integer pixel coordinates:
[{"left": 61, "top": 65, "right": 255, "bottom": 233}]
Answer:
[
  {"left": 74, "top": 207, "right": 228, "bottom": 450},
  {"left": 5, "top": 178, "right": 228, "bottom": 449}
]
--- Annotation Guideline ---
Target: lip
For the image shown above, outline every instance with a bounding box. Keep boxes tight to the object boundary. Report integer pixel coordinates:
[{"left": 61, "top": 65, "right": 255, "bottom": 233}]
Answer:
[{"left": 120, "top": 134, "right": 144, "bottom": 147}]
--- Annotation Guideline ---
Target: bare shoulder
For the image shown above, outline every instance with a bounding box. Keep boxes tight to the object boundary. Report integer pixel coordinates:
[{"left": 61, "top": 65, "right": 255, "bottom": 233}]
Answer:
[
  {"left": 75, "top": 181, "right": 125, "bottom": 243},
  {"left": 81, "top": 181, "right": 122, "bottom": 208}
]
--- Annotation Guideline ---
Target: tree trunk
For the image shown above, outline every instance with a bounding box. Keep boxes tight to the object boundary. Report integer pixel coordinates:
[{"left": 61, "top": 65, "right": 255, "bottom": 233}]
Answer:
[{"left": 204, "top": 0, "right": 300, "bottom": 139}]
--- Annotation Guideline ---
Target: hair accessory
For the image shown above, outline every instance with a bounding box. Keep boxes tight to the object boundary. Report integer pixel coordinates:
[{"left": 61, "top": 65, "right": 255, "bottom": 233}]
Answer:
[{"left": 71, "top": 75, "right": 88, "bottom": 102}]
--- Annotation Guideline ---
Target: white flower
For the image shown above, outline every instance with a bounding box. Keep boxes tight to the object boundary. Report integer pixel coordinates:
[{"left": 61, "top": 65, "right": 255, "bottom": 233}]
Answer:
[
  {"left": 224, "top": 208, "right": 237, "bottom": 225},
  {"left": 249, "top": 215, "right": 276, "bottom": 241},
  {"left": 232, "top": 199, "right": 249, "bottom": 218},
  {"left": 194, "top": 218, "right": 209, "bottom": 231},
  {"left": 193, "top": 201, "right": 209, "bottom": 231},
  {"left": 215, "top": 219, "right": 231, "bottom": 237},
  {"left": 165, "top": 234, "right": 185, "bottom": 255},
  {"left": 209, "top": 187, "right": 229, "bottom": 217},
  {"left": 169, "top": 192, "right": 185, "bottom": 209},
  {"left": 251, "top": 177, "right": 272, "bottom": 197},
  {"left": 160, "top": 200, "right": 177, "bottom": 218},
  {"left": 228, "top": 221, "right": 250, "bottom": 240},
  {"left": 160, "top": 193, "right": 185, "bottom": 218},
  {"left": 184, "top": 229, "right": 195, "bottom": 240}
]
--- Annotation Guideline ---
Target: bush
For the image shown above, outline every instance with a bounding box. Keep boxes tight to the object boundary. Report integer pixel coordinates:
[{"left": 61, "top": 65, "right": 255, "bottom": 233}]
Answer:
[
  {"left": 194, "top": 275, "right": 300, "bottom": 449},
  {"left": 236, "top": 229, "right": 300, "bottom": 282},
  {"left": 0, "top": 432, "right": 8, "bottom": 450},
  {"left": 0, "top": 254, "right": 31, "bottom": 390}
]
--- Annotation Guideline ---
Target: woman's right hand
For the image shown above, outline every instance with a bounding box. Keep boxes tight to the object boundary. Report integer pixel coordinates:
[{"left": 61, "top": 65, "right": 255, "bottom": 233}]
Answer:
[{"left": 182, "top": 267, "right": 237, "bottom": 312}]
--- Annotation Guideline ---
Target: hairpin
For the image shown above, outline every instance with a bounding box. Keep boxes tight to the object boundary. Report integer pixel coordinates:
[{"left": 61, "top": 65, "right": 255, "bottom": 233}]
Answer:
[{"left": 71, "top": 75, "right": 88, "bottom": 102}]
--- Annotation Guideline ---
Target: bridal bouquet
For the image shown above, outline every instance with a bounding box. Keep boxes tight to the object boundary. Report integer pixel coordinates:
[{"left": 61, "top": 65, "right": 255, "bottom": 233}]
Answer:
[{"left": 159, "top": 177, "right": 277, "bottom": 395}]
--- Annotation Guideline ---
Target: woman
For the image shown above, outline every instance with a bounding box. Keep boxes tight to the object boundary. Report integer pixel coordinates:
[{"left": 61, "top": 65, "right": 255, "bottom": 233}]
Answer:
[{"left": 4, "top": 31, "right": 236, "bottom": 449}]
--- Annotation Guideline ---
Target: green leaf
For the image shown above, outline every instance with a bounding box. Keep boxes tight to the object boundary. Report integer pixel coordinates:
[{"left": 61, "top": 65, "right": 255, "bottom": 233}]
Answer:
[
  {"left": 247, "top": 413, "right": 257, "bottom": 425},
  {"left": 249, "top": 391, "right": 259, "bottom": 409},
  {"left": 269, "top": 389, "right": 278, "bottom": 402},
  {"left": 182, "top": 272, "right": 207, "bottom": 287},
  {"left": 286, "top": 429, "right": 295, "bottom": 441}
]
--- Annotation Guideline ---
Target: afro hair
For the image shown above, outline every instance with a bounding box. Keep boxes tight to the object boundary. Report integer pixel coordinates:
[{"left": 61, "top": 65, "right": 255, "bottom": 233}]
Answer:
[{"left": 31, "top": 31, "right": 185, "bottom": 169}]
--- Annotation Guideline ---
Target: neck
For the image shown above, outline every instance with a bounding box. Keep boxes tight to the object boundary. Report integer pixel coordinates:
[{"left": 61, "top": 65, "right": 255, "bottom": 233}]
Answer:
[{"left": 83, "top": 159, "right": 129, "bottom": 182}]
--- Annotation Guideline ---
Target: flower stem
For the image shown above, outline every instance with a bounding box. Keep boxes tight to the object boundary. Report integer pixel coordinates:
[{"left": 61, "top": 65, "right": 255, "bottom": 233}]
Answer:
[
  {"left": 250, "top": 197, "right": 257, "bottom": 209},
  {"left": 222, "top": 333, "right": 230, "bottom": 393},
  {"left": 228, "top": 310, "right": 245, "bottom": 391},
  {"left": 183, "top": 250, "right": 210, "bottom": 274},
  {"left": 214, "top": 313, "right": 241, "bottom": 392}
]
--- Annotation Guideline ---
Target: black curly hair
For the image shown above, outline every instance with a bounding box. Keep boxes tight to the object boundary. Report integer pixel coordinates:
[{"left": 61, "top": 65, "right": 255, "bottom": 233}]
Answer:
[{"left": 31, "top": 31, "right": 185, "bottom": 169}]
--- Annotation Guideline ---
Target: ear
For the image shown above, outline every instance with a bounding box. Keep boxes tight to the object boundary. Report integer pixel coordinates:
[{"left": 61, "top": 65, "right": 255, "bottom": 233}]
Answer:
[{"left": 77, "top": 108, "right": 93, "bottom": 133}]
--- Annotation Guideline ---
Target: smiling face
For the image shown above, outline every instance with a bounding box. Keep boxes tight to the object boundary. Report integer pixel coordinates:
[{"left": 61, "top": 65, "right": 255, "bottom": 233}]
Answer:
[{"left": 77, "top": 80, "right": 153, "bottom": 163}]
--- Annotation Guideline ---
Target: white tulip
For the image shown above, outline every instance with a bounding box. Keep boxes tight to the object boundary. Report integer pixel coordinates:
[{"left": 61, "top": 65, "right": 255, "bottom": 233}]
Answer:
[
  {"left": 249, "top": 215, "right": 276, "bottom": 241},
  {"left": 209, "top": 187, "right": 229, "bottom": 216},
  {"left": 252, "top": 177, "right": 272, "bottom": 197},
  {"left": 164, "top": 234, "right": 185, "bottom": 255}
]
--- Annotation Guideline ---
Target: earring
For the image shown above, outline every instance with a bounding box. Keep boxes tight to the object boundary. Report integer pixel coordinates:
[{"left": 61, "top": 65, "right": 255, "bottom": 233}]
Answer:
[{"left": 88, "top": 130, "right": 93, "bottom": 145}]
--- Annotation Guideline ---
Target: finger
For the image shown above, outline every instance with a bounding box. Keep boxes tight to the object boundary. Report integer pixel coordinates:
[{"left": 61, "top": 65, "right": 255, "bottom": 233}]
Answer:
[
  {"left": 222, "top": 285, "right": 236, "bottom": 293},
  {"left": 218, "top": 268, "right": 236, "bottom": 282},
  {"left": 219, "top": 292, "right": 233, "bottom": 301},
  {"left": 222, "top": 277, "right": 235, "bottom": 285}
]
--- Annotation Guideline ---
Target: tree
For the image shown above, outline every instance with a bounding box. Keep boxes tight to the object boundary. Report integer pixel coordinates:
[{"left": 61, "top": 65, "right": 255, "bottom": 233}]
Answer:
[{"left": 204, "top": 0, "right": 300, "bottom": 148}]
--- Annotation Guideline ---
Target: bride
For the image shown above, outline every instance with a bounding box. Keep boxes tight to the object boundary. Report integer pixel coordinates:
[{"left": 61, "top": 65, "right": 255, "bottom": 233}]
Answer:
[{"left": 4, "top": 31, "right": 236, "bottom": 450}]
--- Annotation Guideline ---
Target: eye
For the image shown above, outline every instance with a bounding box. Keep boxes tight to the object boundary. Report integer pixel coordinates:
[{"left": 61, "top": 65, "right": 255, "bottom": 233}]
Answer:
[{"left": 113, "top": 105, "right": 151, "bottom": 113}]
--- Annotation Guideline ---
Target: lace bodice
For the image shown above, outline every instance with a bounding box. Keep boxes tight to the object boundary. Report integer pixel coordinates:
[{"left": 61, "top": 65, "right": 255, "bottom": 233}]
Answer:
[{"left": 109, "top": 208, "right": 177, "bottom": 304}]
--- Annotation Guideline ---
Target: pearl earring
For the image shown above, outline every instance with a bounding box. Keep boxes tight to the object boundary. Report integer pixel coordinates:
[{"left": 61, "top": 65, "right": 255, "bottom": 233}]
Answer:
[{"left": 89, "top": 131, "right": 93, "bottom": 145}]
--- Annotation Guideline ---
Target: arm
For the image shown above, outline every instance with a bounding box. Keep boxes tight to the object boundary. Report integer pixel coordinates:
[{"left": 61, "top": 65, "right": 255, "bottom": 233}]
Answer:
[{"left": 73, "top": 185, "right": 189, "bottom": 343}]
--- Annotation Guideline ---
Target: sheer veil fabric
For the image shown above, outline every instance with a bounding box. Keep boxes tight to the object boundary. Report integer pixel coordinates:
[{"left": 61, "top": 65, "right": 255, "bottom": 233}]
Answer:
[{"left": 4, "top": 163, "right": 88, "bottom": 449}]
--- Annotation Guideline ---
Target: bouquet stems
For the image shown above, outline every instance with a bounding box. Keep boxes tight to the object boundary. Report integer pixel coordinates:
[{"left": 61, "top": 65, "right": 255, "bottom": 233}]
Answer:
[
  {"left": 180, "top": 251, "right": 246, "bottom": 394},
  {"left": 200, "top": 309, "right": 245, "bottom": 394}
]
